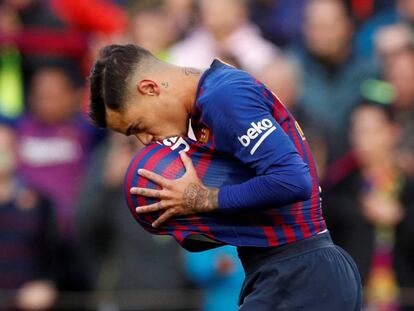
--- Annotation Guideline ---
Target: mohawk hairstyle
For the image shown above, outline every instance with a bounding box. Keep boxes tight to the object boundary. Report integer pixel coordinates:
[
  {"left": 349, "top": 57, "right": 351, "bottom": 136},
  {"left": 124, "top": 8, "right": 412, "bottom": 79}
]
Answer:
[{"left": 88, "top": 44, "right": 153, "bottom": 128}]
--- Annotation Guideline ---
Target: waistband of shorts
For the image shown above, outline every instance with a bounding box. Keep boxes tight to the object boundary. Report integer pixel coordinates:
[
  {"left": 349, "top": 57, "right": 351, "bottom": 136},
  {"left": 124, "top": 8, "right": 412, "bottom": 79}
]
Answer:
[{"left": 237, "top": 231, "right": 333, "bottom": 275}]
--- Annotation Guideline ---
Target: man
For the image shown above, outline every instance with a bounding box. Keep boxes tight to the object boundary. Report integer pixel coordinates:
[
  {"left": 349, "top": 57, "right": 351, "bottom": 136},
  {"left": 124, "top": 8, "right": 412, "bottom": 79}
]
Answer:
[
  {"left": 0, "top": 122, "right": 58, "bottom": 310},
  {"left": 89, "top": 44, "right": 362, "bottom": 310},
  {"left": 169, "top": 0, "right": 278, "bottom": 75},
  {"left": 289, "top": 0, "right": 376, "bottom": 163}
]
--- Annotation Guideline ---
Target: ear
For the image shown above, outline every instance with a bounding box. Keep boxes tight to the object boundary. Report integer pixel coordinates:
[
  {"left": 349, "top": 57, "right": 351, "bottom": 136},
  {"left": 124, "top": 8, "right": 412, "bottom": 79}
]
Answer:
[{"left": 137, "top": 80, "right": 160, "bottom": 96}]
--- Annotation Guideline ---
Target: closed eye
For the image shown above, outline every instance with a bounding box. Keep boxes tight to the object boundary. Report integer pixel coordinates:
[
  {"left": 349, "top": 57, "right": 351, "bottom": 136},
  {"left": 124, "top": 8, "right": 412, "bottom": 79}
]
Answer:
[
  {"left": 126, "top": 125, "right": 133, "bottom": 136},
  {"left": 126, "top": 122, "right": 143, "bottom": 136}
]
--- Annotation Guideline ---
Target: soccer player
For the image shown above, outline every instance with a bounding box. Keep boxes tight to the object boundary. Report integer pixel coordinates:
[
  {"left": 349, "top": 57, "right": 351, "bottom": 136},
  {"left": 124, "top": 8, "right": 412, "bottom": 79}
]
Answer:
[{"left": 89, "top": 44, "right": 362, "bottom": 310}]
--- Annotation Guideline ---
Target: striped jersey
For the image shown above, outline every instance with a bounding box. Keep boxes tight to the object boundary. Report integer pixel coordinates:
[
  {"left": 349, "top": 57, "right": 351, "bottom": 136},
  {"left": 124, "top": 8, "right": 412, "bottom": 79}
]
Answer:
[{"left": 124, "top": 59, "right": 326, "bottom": 250}]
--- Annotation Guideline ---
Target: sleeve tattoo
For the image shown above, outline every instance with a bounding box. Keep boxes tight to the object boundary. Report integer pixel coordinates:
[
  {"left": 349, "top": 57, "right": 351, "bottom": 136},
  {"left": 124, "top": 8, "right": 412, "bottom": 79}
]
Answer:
[{"left": 183, "top": 183, "right": 219, "bottom": 213}]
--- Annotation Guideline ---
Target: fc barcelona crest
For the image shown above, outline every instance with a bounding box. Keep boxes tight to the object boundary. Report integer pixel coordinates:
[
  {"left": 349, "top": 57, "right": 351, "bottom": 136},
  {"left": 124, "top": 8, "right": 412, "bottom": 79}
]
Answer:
[{"left": 198, "top": 127, "right": 210, "bottom": 144}]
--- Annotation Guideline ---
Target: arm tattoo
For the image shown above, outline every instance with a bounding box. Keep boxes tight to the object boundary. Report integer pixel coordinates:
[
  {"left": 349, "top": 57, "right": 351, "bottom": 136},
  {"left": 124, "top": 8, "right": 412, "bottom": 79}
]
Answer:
[
  {"left": 183, "top": 183, "right": 205, "bottom": 212},
  {"left": 183, "top": 183, "right": 219, "bottom": 213},
  {"left": 182, "top": 67, "right": 202, "bottom": 76},
  {"left": 208, "top": 188, "right": 219, "bottom": 211}
]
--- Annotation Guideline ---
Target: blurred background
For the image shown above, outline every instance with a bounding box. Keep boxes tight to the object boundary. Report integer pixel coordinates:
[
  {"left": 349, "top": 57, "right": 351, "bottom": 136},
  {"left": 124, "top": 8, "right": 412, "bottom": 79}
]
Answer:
[{"left": 0, "top": 0, "right": 413, "bottom": 310}]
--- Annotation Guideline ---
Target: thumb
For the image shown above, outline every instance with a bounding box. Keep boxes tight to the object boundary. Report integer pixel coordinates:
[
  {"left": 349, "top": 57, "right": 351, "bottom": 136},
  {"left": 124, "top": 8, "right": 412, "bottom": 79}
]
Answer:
[{"left": 180, "top": 152, "right": 196, "bottom": 175}]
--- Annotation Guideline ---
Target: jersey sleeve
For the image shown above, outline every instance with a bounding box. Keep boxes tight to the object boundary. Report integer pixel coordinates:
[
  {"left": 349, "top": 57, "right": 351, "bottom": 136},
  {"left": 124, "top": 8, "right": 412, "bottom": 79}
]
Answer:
[{"left": 202, "top": 81, "right": 312, "bottom": 212}]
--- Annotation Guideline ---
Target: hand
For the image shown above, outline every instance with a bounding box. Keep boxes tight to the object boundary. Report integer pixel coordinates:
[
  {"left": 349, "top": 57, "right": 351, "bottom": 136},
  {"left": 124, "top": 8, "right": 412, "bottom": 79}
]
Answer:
[{"left": 130, "top": 152, "right": 219, "bottom": 228}]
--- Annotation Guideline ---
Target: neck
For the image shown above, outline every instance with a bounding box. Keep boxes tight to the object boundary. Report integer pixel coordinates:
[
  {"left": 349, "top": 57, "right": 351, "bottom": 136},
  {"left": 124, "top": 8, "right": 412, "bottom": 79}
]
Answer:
[
  {"left": 155, "top": 63, "right": 205, "bottom": 136},
  {"left": 173, "top": 65, "right": 205, "bottom": 114}
]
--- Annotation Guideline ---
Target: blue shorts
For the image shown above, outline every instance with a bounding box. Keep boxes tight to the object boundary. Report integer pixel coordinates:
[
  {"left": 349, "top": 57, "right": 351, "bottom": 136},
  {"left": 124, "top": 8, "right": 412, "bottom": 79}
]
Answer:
[{"left": 237, "top": 231, "right": 362, "bottom": 311}]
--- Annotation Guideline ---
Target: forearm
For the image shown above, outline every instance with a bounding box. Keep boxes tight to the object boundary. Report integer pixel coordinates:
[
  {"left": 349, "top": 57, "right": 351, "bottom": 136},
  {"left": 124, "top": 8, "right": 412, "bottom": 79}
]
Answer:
[
  {"left": 218, "top": 167, "right": 313, "bottom": 212},
  {"left": 183, "top": 183, "right": 219, "bottom": 213}
]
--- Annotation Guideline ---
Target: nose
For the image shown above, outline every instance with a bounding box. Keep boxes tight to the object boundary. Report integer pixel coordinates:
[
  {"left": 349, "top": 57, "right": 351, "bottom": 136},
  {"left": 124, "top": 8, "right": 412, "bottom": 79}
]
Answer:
[{"left": 135, "top": 133, "right": 154, "bottom": 145}]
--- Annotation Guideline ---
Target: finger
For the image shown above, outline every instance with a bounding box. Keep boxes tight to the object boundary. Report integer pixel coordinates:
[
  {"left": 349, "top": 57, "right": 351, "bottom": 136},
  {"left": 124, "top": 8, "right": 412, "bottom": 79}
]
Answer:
[
  {"left": 138, "top": 169, "right": 169, "bottom": 187},
  {"left": 179, "top": 152, "right": 196, "bottom": 174},
  {"left": 130, "top": 187, "right": 162, "bottom": 199},
  {"left": 135, "top": 201, "right": 168, "bottom": 214},
  {"left": 152, "top": 208, "right": 177, "bottom": 228}
]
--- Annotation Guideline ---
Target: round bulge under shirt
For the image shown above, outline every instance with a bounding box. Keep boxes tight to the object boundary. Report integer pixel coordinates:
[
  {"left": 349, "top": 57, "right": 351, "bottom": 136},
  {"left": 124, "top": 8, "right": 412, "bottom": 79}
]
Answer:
[{"left": 124, "top": 137, "right": 254, "bottom": 251}]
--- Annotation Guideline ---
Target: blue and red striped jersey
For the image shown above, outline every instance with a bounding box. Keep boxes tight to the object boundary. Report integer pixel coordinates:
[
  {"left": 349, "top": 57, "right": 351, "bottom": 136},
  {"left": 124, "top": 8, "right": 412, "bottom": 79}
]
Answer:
[
  {"left": 124, "top": 139, "right": 256, "bottom": 251},
  {"left": 125, "top": 59, "right": 326, "bottom": 250}
]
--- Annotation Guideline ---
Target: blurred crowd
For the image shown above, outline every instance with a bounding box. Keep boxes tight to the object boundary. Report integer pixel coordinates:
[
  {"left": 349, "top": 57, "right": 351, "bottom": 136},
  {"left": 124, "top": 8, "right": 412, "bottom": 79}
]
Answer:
[{"left": 0, "top": 0, "right": 413, "bottom": 310}]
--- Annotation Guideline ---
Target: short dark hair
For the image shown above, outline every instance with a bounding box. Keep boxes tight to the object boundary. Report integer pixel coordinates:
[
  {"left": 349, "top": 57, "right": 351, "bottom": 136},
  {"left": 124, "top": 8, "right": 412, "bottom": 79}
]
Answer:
[{"left": 88, "top": 44, "right": 153, "bottom": 128}]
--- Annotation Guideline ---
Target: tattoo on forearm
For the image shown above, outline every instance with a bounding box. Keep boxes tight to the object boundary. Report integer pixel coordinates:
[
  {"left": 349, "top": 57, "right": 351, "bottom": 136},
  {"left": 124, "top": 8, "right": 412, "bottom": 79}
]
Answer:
[
  {"left": 182, "top": 67, "right": 202, "bottom": 76},
  {"left": 184, "top": 183, "right": 205, "bottom": 212},
  {"left": 208, "top": 188, "right": 219, "bottom": 210},
  {"left": 183, "top": 183, "right": 218, "bottom": 212}
]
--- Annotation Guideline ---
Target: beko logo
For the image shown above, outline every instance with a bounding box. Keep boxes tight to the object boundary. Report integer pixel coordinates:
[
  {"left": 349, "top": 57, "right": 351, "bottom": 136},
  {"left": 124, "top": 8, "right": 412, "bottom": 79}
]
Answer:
[{"left": 238, "top": 118, "right": 276, "bottom": 155}]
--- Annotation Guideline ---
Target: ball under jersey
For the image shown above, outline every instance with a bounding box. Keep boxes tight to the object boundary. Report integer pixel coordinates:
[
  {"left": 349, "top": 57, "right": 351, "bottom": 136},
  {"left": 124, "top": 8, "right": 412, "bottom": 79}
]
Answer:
[
  {"left": 125, "top": 59, "right": 326, "bottom": 250},
  {"left": 124, "top": 138, "right": 255, "bottom": 251}
]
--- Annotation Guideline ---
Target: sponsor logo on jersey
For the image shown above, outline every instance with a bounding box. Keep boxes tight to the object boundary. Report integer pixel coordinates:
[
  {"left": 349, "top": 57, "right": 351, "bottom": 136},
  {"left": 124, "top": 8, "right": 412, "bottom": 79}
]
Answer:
[
  {"left": 161, "top": 136, "right": 190, "bottom": 153},
  {"left": 238, "top": 118, "right": 276, "bottom": 155}
]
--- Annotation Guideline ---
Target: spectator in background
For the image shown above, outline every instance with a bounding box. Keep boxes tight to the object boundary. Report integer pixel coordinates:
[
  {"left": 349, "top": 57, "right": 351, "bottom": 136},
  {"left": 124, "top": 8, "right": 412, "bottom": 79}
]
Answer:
[
  {"left": 323, "top": 103, "right": 414, "bottom": 310},
  {"left": 288, "top": 0, "right": 376, "bottom": 163},
  {"left": 1, "top": 0, "right": 129, "bottom": 114},
  {"left": 374, "top": 29, "right": 414, "bottom": 177},
  {"left": 16, "top": 63, "right": 97, "bottom": 295},
  {"left": 0, "top": 122, "right": 57, "bottom": 311},
  {"left": 16, "top": 63, "right": 96, "bottom": 236},
  {"left": 0, "top": 1, "right": 24, "bottom": 119},
  {"left": 0, "top": 0, "right": 79, "bottom": 93},
  {"left": 163, "top": 0, "right": 196, "bottom": 40},
  {"left": 249, "top": 0, "right": 307, "bottom": 47},
  {"left": 76, "top": 133, "right": 193, "bottom": 311},
  {"left": 258, "top": 54, "right": 329, "bottom": 179},
  {"left": 183, "top": 246, "right": 244, "bottom": 311},
  {"left": 374, "top": 23, "right": 414, "bottom": 70},
  {"left": 356, "top": 0, "right": 414, "bottom": 58},
  {"left": 128, "top": 1, "right": 178, "bottom": 60},
  {"left": 169, "top": 0, "right": 278, "bottom": 75},
  {"left": 384, "top": 47, "right": 414, "bottom": 126},
  {"left": 258, "top": 55, "right": 301, "bottom": 112}
]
